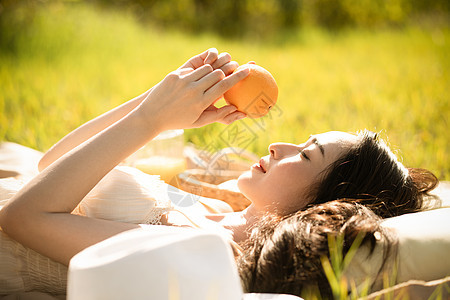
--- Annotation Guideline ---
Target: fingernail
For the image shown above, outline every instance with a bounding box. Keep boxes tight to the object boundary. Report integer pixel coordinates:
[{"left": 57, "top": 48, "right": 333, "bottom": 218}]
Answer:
[
  {"left": 241, "top": 68, "right": 251, "bottom": 76},
  {"left": 205, "top": 56, "right": 214, "bottom": 64},
  {"left": 229, "top": 105, "right": 237, "bottom": 112},
  {"left": 236, "top": 113, "right": 246, "bottom": 120}
]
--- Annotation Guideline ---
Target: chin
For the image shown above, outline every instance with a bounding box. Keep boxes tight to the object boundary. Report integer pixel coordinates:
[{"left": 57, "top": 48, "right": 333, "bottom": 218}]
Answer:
[
  {"left": 236, "top": 171, "right": 253, "bottom": 198},
  {"left": 236, "top": 171, "right": 247, "bottom": 189}
]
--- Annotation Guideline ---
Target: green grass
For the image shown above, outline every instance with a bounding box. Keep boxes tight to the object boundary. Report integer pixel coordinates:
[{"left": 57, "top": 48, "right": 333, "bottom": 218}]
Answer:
[{"left": 0, "top": 2, "right": 449, "bottom": 180}]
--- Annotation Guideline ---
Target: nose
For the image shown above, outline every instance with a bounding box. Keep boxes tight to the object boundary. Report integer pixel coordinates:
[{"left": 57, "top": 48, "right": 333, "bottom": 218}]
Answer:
[{"left": 268, "top": 143, "right": 298, "bottom": 159}]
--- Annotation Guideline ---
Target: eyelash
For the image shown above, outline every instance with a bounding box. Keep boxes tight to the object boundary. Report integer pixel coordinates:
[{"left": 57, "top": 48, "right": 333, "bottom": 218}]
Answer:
[{"left": 300, "top": 150, "right": 310, "bottom": 160}]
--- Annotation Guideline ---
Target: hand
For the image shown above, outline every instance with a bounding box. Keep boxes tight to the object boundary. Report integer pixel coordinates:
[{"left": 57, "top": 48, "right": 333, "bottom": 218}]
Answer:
[
  {"left": 138, "top": 51, "right": 250, "bottom": 131},
  {"left": 176, "top": 48, "right": 249, "bottom": 127},
  {"left": 179, "top": 48, "right": 239, "bottom": 76},
  {"left": 189, "top": 59, "right": 259, "bottom": 127}
]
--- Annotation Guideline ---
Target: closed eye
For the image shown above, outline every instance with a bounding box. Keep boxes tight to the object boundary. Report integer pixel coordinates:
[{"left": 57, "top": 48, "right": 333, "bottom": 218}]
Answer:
[{"left": 300, "top": 150, "right": 310, "bottom": 161}]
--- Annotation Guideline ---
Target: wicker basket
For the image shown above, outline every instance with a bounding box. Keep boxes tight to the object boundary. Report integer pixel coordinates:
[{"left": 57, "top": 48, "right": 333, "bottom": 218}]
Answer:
[
  {"left": 176, "top": 171, "right": 251, "bottom": 211},
  {"left": 176, "top": 145, "right": 258, "bottom": 211}
]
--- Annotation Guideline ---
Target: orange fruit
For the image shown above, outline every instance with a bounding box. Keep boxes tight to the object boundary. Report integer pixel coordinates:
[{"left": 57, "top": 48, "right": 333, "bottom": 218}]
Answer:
[{"left": 224, "top": 64, "right": 278, "bottom": 119}]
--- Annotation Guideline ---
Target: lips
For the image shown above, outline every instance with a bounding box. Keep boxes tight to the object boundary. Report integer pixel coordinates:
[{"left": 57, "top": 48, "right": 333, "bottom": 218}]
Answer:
[
  {"left": 259, "top": 158, "right": 267, "bottom": 173},
  {"left": 251, "top": 158, "right": 268, "bottom": 173}
]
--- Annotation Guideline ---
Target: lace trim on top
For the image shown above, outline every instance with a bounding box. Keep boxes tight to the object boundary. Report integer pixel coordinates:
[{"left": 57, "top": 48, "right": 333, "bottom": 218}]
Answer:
[{"left": 140, "top": 169, "right": 174, "bottom": 225}]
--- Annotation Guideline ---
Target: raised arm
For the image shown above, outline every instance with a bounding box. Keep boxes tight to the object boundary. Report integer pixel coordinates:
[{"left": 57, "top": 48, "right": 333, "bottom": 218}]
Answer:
[
  {"left": 0, "top": 50, "right": 249, "bottom": 266},
  {"left": 37, "top": 90, "right": 149, "bottom": 171},
  {"left": 38, "top": 48, "right": 241, "bottom": 171}
]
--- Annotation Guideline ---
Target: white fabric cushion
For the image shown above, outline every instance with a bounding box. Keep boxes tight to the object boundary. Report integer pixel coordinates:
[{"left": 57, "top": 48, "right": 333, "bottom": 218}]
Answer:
[
  {"left": 68, "top": 226, "right": 305, "bottom": 300},
  {"left": 0, "top": 142, "right": 42, "bottom": 179},
  {"left": 382, "top": 207, "right": 450, "bottom": 283},
  {"left": 0, "top": 177, "right": 29, "bottom": 205},
  {"left": 346, "top": 184, "right": 450, "bottom": 293},
  {"left": 68, "top": 226, "right": 243, "bottom": 300},
  {"left": 242, "top": 294, "right": 303, "bottom": 299}
]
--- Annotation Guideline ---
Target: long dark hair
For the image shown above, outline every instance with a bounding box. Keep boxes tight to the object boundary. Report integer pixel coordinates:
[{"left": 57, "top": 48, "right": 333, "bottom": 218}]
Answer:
[
  {"left": 237, "top": 201, "right": 395, "bottom": 298},
  {"left": 237, "top": 130, "right": 438, "bottom": 297},
  {"left": 307, "top": 130, "right": 438, "bottom": 218}
]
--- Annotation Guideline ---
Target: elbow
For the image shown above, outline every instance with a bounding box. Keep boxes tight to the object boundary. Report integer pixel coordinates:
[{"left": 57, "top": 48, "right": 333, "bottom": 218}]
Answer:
[
  {"left": 38, "top": 149, "right": 62, "bottom": 172},
  {"left": 0, "top": 203, "right": 31, "bottom": 238},
  {"left": 37, "top": 161, "right": 45, "bottom": 172},
  {"left": 0, "top": 205, "right": 15, "bottom": 235},
  {"left": 38, "top": 155, "right": 50, "bottom": 172}
]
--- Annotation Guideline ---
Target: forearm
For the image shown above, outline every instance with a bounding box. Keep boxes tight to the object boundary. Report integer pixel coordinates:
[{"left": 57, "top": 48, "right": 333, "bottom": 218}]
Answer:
[
  {"left": 38, "top": 89, "right": 151, "bottom": 171},
  {"left": 0, "top": 107, "right": 160, "bottom": 263},
  {"left": 0, "top": 48, "right": 248, "bottom": 265},
  {"left": 6, "top": 108, "right": 160, "bottom": 215}
]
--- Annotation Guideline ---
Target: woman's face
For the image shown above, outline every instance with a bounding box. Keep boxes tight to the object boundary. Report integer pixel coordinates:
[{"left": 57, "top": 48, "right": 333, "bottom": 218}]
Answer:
[{"left": 237, "top": 131, "right": 358, "bottom": 214}]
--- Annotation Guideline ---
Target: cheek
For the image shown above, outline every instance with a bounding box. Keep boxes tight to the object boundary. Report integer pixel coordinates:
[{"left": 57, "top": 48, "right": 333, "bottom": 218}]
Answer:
[
  {"left": 268, "top": 166, "right": 317, "bottom": 210},
  {"left": 270, "top": 165, "right": 306, "bottom": 189},
  {"left": 237, "top": 169, "right": 299, "bottom": 206},
  {"left": 273, "top": 173, "right": 306, "bottom": 200},
  {"left": 236, "top": 164, "right": 320, "bottom": 212}
]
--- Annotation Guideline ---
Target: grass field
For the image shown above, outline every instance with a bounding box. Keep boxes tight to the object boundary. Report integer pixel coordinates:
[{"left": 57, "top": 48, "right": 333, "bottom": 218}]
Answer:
[{"left": 1, "top": 2, "right": 448, "bottom": 180}]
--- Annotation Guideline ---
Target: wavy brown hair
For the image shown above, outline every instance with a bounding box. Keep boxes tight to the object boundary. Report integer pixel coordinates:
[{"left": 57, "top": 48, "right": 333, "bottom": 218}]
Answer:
[
  {"left": 237, "top": 201, "right": 396, "bottom": 298},
  {"left": 306, "top": 130, "right": 438, "bottom": 218}
]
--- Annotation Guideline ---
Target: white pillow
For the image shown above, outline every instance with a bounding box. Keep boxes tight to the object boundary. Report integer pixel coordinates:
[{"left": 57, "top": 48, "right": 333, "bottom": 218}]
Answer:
[
  {"left": 382, "top": 207, "right": 450, "bottom": 284},
  {"left": 346, "top": 197, "right": 450, "bottom": 293}
]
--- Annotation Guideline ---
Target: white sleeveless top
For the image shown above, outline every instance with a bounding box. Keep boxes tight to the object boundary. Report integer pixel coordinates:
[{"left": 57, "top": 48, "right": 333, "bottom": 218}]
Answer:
[
  {"left": 72, "top": 166, "right": 173, "bottom": 224},
  {"left": 0, "top": 166, "right": 174, "bottom": 294}
]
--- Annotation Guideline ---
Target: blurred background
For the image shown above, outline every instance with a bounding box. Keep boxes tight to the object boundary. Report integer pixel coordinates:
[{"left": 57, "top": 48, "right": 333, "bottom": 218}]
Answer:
[{"left": 0, "top": 0, "right": 448, "bottom": 179}]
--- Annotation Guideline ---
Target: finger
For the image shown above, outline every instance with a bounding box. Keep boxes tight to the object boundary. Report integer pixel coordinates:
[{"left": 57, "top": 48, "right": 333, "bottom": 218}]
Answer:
[
  {"left": 184, "top": 64, "right": 213, "bottom": 82},
  {"left": 196, "top": 69, "right": 225, "bottom": 91},
  {"left": 211, "top": 52, "right": 232, "bottom": 70},
  {"left": 178, "top": 67, "right": 194, "bottom": 76},
  {"left": 178, "top": 56, "right": 200, "bottom": 70},
  {"left": 216, "top": 105, "right": 238, "bottom": 117},
  {"left": 204, "top": 48, "right": 219, "bottom": 65},
  {"left": 219, "top": 111, "right": 247, "bottom": 125},
  {"left": 219, "top": 61, "right": 239, "bottom": 76},
  {"left": 192, "top": 105, "right": 238, "bottom": 127},
  {"left": 178, "top": 48, "right": 217, "bottom": 70},
  {"left": 247, "top": 61, "right": 256, "bottom": 65},
  {"left": 204, "top": 67, "right": 250, "bottom": 104}
]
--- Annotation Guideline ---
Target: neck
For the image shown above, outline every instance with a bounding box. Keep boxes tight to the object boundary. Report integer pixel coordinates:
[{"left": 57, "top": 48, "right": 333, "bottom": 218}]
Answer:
[{"left": 211, "top": 204, "right": 263, "bottom": 244}]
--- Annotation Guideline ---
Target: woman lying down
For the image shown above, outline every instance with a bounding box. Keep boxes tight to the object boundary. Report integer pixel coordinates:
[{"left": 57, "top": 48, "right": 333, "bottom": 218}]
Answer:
[{"left": 0, "top": 49, "right": 438, "bottom": 298}]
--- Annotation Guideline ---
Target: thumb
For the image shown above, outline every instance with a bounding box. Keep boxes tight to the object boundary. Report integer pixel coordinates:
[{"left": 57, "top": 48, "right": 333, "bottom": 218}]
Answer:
[{"left": 191, "top": 105, "right": 238, "bottom": 128}]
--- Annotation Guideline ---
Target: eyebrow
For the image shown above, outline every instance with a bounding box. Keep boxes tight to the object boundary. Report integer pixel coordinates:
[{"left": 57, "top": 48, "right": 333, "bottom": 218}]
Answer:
[{"left": 310, "top": 135, "right": 325, "bottom": 157}]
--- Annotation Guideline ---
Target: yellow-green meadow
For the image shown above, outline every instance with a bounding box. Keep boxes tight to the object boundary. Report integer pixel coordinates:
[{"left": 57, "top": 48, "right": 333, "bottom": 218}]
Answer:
[{"left": 1, "top": 2, "right": 448, "bottom": 179}]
